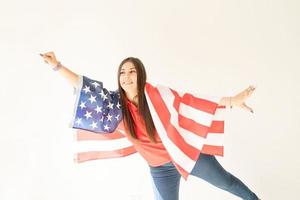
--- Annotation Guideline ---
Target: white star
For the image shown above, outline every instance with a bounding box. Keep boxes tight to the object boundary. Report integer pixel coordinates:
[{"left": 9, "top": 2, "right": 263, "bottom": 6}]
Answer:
[
  {"left": 83, "top": 85, "right": 91, "bottom": 94},
  {"left": 100, "top": 116, "right": 104, "bottom": 122},
  {"left": 91, "top": 81, "right": 101, "bottom": 88},
  {"left": 107, "top": 114, "right": 113, "bottom": 121},
  {"left": 115, "top": 114, "right": 120, "bottom": 121},
  {"left": 104, "top": 124, "right": 110, "bottom": 131},
  {"left": 99, "top": 90, "right": 108, "bottom": 101},
  {"left": 88, "top": 95, "right": 97, "bottom": 104},
  {"left": 79, "top": 101, "right": 86, "bottom": 109},
  {"left": 94, "top": 105, "right": 102, "bottom": 113},
  {"left": 102, "top": 93, "right": 108, "bottom": 101},
  {"left": 90, "top": 121, "right": 98, "bottom": 129},
  {"left": 75, "top": 118, "right": 82, "bottom": 126},
  {"left": 107, "top": 101, "right": 114, "bottom": 109},
  {"left": 84, "top": 111, "right": 92, "bottom": 120},
  {"left": 116, "top": 101, "right": 121, "bottom": 109},
  {"left": 99, "top": 90, "right": 105, "bottom": 97}
]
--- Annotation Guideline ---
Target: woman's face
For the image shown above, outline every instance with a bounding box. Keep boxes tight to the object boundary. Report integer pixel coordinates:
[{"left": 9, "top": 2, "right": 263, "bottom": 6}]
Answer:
[{"left": 119, "top": 61, "right": 138, "bottom": 95}]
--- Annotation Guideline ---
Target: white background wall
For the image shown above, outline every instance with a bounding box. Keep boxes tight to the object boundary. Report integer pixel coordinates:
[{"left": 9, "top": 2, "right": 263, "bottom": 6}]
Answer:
[{"left": 0, "top": 0, "right": 299, "bottom": 199}]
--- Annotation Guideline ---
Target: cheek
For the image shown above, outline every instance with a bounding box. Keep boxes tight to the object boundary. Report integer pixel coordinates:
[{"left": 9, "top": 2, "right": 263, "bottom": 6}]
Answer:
[
  {"left": 132, "top": 74, "right": 137, "bottom": 82},
  {"left": 119, "top": 76, "right": 125, "bottom": 83},
  {"left": 119, "top": 77, "right": 124, "bottom": 88}
]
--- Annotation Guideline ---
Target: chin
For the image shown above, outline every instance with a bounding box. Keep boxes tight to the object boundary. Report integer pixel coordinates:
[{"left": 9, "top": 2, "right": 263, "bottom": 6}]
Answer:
[{"left": 122, "top": 86, "right": 132, "bottom": 91}]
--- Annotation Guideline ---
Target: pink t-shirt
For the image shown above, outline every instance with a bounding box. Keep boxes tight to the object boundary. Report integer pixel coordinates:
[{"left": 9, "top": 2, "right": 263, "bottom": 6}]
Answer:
[{"left": 125, "top": 98, "right": 172, "bottom": 167}]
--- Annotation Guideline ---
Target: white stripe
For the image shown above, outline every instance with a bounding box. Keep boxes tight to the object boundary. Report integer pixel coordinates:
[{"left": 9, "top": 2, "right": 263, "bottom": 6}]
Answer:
[
  {"left": 213, "top": 108, "right": 226, "bottom": 121},
  {"left": 179, "top": 128, "right": 224, "bottom": 150},
  {"left": 206, "top": 133, "right": 224, "bottom": 146},
  {"left": 73, "top": 137, "right": 133, "bottom": 153},
  {"left": 154, "top": 85, "right": 224, "bottom": 163},
  {"left": 179, "top": 103, "right": 214, "bottom": 127},
  {"left": 146, "top": 86, "right": 196, "bottom": 173}
]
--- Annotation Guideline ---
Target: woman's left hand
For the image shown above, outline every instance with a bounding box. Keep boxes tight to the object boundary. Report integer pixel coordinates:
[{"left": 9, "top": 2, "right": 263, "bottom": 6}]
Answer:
[{"left": 232, "top": 85, "right": 256, "bottom": 113}]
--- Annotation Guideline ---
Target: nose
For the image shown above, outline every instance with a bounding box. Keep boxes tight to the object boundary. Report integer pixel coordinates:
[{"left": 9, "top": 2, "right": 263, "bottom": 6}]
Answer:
[{"left": 123, "top": 73, "right": 132, "bottom": 79}]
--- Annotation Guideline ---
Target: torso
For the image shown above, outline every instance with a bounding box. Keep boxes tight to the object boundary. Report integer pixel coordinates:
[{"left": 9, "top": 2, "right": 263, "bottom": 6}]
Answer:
[{"left": 125, "top": 98, "right": 172, "bottom": 167}]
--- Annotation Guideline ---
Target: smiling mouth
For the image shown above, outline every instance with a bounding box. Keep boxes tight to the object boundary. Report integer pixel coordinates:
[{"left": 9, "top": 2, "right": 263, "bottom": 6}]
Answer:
[{"left": 123, "top": 82, "right": 133, "bottom": 85}]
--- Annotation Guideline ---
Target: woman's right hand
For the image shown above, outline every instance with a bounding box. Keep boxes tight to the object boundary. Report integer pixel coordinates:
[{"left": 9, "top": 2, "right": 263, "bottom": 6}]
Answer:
[
  {"left": 40, "top": 51, "right": 59, "bottom": 67},
  {"left": 40, "top": 51, "right": 80, "bottom": 87}
]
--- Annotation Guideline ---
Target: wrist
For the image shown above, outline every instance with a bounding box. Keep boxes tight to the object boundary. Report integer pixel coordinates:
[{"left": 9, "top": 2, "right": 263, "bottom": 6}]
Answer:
[
  {"left": 229, "top": 96, "right": 236, "bottom": 108},
  {"left": 52, "top": 61, "right": 63, "bottom": 71},
  {"left": 230, "top": 96, "right": 239, "bottom": 107}
]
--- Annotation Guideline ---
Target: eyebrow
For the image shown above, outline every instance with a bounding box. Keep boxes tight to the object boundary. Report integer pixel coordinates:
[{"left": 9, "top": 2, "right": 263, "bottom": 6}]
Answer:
[{"left": 120, "top": 67, "right": 136, "bottom": 71}]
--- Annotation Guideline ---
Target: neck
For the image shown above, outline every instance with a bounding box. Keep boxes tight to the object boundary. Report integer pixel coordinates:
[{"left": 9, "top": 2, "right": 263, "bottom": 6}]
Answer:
[{"left": 126, "top": 92, "right": 138, "bottom": 106}]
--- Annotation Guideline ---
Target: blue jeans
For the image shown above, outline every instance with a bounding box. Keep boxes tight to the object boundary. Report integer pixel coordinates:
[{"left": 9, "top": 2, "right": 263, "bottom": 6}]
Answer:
[{"left": 149, "top": 153, "right": 259, "bottom": 200}]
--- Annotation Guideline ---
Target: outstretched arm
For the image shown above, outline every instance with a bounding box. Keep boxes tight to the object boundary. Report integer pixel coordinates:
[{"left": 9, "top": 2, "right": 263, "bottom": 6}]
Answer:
[
  {"left": 40, "top": 51, "right": 80, "bottom": 88},
  {"left": 219, "top": 85, "right": 256, "bottom": 113}
]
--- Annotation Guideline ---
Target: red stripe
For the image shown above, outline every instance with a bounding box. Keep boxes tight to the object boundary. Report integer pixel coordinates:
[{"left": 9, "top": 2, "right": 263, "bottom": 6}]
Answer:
[
  {"left": 172, "top": 161, "right": 190, "bottom": 180},
  {"left": 171, "top": 89, "right": 219, "bottom": 114},
  {"left": 75, "top": 146, "right": 137, "bottom": 163},
  {"left": 145, "top": 84, "right": 200, "bottom": 161},
  {"left": 76, "top": 130, "right": 125, "bottom": 141},
  {"left": 178, "top": 115, "right": 209, "bottom": 137},
  {"left": 207, "top": 120, "right": 224, "bottom": 133},
  {"left": 201, "top": 145, "right": 224, "bottom": 156}
]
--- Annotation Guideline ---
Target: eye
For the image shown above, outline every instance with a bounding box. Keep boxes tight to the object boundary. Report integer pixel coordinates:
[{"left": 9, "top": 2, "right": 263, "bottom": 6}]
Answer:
[
  {"left": 130, "top": 70, "right": 136, "bottom": 73},
  {"left": 120, "top": 71, "right": 124, "bottom": 74}
]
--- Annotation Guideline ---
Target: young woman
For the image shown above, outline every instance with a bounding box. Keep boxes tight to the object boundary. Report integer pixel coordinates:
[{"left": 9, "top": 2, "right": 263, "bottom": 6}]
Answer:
[{"left": 40, "top": 51, "right": 261, "bottom": 200}]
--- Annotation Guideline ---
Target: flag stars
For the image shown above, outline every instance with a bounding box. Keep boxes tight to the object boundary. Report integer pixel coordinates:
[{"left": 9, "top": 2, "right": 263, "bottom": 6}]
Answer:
[
  {"left": 90, "top": 121, "right": 98, "bottom": 129},
  {"left": 116, "top": 101, "right": 121, "bottom": 109},
  {"left": 102, "top": 93, "right": 108, "bottom": 101},
  {"left": 100, "top": 90, "right": 108, "bottom": 101},
  {"left": 95, "top": 105, "right": 102, "bottom": 113},
  {"left": 104, "top": 124, "right": 110, "bottom": 131},
  {"left": 84, "top": 111, "right": 92, "bottom": 120},
  {"left": 79, "top": 101, "right": 86, "bottom": 110},
  {"left": 107, "top": 101, "right": 114, "bottom": 109},
  {"left": 75, "top": 118, "right": 82, "bottom": 126},
  {"left": 100, "top": 116, "right": 104, "bottom": 122},
  {"left": 91, "top": 81, "right": 101, "bottom": 89},
  {"left": 83, "top": 85, "right": 91, "bottom": 94},
  {"left": 107, "top": 114, "right": 113, "bottom": 122},
  {"left": 88, "top": 95, "right": 97, "bottom": 104},
  {"left": 115, "top": 114, "right": 120, "bottom": 121}
]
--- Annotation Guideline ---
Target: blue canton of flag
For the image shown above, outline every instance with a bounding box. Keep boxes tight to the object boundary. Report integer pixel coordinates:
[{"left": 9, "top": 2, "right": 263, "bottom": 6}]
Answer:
[{"left": 70, "top": 75, "right": 122, "bottom": 133}]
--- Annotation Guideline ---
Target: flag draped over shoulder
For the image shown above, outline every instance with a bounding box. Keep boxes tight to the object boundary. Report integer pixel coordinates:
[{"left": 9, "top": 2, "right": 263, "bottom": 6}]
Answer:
[{"left": 69, "top": 75, "right": 226, "bottom": 180}]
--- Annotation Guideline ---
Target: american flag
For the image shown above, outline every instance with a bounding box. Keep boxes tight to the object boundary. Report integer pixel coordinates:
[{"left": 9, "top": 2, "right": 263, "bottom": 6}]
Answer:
[{"left": 70, "top": 75, "right": 226, "bottom": 180}]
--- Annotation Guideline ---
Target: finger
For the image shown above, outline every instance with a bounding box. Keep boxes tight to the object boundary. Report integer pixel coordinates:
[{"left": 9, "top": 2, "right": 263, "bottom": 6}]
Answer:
[
  {"left": 241, "top": 103, "right": 254, "bottom": 113},
  {"left": 247, "top": 86, "right": 255, "bottom": 93},
  {"left": 246, "top": 86, "right": 256, "bottom": 96},
  {"left": 248, "top": 88, "right": 255, "bottom": 96},
  {"left": 44, "top": 54, "right": 52, "bottom": 58},
  {"left": 40, "top": 53, "right": 51, "bottom": 58},
  {"left": 44, "top": 52, "right": 53, "bottom": 57}
]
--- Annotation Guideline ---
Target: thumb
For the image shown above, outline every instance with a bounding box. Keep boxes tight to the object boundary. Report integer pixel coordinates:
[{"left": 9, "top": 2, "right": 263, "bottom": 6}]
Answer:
[{"left": 240, "top": 103, "right": 254, "bottom": 113}]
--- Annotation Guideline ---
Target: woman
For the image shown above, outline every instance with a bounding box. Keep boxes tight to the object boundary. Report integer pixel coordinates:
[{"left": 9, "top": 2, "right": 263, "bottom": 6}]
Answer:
[{"left": 40, "top": 51, "right": 261, "bottom": 200}]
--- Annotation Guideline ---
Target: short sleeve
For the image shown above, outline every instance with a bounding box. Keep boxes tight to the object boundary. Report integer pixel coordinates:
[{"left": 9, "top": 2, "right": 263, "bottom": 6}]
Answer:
[{"left": 69, "top": 75, "right": 122, "bottom": 133}]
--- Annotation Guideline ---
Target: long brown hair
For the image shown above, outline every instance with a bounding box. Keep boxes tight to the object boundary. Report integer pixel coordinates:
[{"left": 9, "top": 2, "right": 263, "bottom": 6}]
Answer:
[{"left": 117, "top": 57, "right": 157, "bottom": 143}]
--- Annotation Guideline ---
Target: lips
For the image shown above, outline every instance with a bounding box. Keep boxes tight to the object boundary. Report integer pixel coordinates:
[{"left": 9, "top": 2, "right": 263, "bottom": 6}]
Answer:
[{"left": 123, "top": 82, "right": 133, "bottom": 85}]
